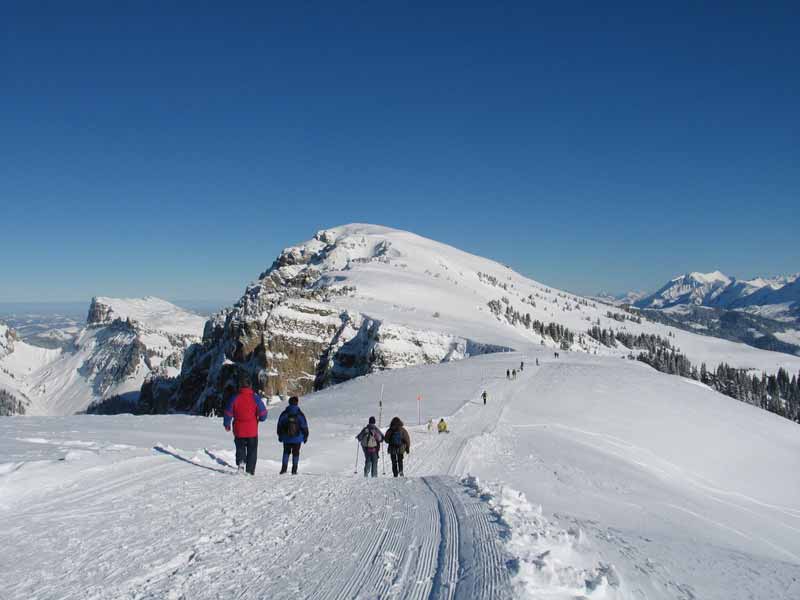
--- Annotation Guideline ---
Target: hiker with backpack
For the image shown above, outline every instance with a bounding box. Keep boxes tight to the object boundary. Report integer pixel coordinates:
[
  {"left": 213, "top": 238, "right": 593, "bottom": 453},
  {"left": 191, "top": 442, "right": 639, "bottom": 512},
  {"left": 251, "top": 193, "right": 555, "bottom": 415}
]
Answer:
[
  {"left": 356, "top": 416, "right": 384, "bottom": 477},
  {"left": 482, "top": 390, "right": 487, "bottom": 405},
  {"left": 276, "top": 396, "right": 309, "bottom": 475},
  {"left": 223, "top": 373, "right": 268, "bottom": 475},
  {"left": 384, "top": 416, "right": 411, "bottom": 478}
]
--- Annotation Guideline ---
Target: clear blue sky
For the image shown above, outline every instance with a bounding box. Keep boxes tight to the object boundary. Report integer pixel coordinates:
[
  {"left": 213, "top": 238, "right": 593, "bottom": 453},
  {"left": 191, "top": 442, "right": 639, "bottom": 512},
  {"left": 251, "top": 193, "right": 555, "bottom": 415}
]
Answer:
[{"left": 1, "top": 2, "right": 798, "bottom": 305}]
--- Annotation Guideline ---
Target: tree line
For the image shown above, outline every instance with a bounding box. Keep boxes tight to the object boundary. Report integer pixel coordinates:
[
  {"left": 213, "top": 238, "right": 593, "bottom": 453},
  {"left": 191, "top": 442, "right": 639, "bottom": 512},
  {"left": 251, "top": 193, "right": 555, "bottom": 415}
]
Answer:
[{"left": 587, "top": 325, "right": 800, "bottom": 423}]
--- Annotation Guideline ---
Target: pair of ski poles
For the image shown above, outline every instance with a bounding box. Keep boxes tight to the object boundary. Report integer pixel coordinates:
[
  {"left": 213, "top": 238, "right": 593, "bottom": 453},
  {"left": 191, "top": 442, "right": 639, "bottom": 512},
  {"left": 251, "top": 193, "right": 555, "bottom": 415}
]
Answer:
[{"left": 353, "top": 440, "right": 387, "bottom": 476}]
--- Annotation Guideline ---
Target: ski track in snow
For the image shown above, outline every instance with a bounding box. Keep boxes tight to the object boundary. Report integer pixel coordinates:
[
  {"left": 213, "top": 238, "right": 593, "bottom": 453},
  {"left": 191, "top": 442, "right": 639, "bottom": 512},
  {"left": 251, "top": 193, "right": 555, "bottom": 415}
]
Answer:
[{"left": 2, "top": 372, "right": 524, "bottom": 600}]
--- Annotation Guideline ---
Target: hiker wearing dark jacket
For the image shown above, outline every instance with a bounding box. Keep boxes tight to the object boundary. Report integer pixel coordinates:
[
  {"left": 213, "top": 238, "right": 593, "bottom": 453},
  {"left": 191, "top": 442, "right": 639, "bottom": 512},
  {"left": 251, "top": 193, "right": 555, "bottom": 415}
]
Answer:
[
  {"left": 277, "top": 396, "right": 309, "bottom": 475},
  {"left": 356, "top": 416, "right": 384, "bottom": 478},
  {"left": 384, "top": 416, "right": 411, "bottom": 478},
  {"left": 223, "top": 374, "right": 268, "bottom": 475}
]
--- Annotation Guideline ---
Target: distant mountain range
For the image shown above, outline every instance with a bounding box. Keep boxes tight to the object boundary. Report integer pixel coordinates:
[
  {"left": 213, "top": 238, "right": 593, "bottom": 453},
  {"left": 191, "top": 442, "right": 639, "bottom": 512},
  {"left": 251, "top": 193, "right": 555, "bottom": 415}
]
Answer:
[
  {"left": 4, "top": 231, "right": 800, "bottom": 417},
  {"left": 596, "top": 271, "right": 800, "bottom": 358},
  {"left": 633, "top": 271, "right": 800, "bottom": 318}
]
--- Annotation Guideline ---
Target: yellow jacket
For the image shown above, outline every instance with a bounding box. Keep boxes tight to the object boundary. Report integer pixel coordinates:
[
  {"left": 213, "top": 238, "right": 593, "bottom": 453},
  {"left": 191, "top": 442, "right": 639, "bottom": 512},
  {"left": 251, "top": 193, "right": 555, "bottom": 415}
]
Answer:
[{"left": 437, "top": 420, "right": 448, "bottom": 433}]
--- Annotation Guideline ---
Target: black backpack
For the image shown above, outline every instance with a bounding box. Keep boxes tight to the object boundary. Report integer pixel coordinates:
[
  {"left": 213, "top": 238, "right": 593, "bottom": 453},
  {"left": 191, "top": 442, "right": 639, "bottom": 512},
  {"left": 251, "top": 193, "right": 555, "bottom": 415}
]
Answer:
[{"left": 282, "top": 411, "right": 301, "bottom": 437}]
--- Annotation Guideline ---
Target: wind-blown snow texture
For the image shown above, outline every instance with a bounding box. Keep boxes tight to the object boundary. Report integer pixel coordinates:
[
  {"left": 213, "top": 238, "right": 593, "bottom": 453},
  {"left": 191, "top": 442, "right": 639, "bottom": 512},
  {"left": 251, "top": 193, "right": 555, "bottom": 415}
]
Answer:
[{"left": 3, "top": 350, "right": 800, "bottom": 599}]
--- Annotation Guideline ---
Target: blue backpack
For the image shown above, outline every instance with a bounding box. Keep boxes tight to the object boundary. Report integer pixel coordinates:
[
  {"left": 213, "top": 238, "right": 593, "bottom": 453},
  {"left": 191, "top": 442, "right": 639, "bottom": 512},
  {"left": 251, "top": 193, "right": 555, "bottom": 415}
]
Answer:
[{"left": 390, "top": 429, "right": 403, "bottom": 447}]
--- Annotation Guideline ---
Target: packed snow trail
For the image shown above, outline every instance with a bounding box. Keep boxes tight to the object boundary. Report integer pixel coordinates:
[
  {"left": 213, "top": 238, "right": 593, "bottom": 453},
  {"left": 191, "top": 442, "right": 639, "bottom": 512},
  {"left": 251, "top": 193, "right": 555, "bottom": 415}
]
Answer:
[
  {"left": 1, "top": 362, "right": 523, "bottom": 600},
  {"left": 6, "top": 351, "right": 799, "bottom": 599},
  {"left": 4, "top": 460, "right": 513, "bottom": 599}
]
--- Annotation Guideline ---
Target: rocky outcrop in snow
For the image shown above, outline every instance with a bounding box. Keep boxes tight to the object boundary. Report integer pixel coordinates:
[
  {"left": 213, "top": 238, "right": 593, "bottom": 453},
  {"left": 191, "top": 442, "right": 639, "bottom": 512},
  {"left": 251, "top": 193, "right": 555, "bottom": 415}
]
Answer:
[
  {"left": 0, "top": 321, "right": 17, "bottom": 359},
  {"left": 149, "top": 228, "right": 510, "bottom": 415},
  {"left": 2, "top": 298, "right": 206, "bottom": 416}
]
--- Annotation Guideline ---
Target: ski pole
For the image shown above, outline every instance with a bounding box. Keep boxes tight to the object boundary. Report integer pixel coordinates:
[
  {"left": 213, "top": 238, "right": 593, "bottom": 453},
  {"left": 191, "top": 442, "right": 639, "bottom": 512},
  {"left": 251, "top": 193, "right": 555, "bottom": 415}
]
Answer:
[{"left": 354, "top": 441, "right": 359, "bottom": 475}]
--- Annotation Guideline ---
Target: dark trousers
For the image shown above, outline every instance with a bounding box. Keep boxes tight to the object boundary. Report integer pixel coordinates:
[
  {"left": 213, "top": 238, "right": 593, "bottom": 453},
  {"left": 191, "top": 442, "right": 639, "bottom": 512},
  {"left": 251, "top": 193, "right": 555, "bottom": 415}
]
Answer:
[
  {"left": 234, "top": 437, "right": 258, "bottom": 475},
  {"left": 363, "top": 450, "right": 379, "bottom": 477},
  {"left": 281, "top": 443, "right": 301, "bottom": 473},
  {"left": 390, "top": 449, "right": 404, "bottom": 477}
]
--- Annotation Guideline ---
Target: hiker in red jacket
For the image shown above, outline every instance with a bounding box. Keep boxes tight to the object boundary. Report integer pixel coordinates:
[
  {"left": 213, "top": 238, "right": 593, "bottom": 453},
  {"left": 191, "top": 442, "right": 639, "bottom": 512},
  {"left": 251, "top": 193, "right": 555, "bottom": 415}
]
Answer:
[{"left": 223, "top": 373, "right": 268, "bottom": 475}]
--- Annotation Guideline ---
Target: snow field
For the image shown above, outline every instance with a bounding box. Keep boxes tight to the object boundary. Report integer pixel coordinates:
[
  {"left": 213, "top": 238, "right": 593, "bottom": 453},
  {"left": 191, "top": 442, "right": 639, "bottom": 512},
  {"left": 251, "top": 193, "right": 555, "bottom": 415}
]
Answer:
[{"left": 3, "top": 349, "right": 800, "bottom": 599}]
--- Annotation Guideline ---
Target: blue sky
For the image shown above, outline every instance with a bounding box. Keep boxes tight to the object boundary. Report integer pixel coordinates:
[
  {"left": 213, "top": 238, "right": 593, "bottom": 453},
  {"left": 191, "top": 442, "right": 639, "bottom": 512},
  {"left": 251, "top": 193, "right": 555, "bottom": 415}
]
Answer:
[{"left": 1, "top": 2, "right": 798, "bottom": 305}]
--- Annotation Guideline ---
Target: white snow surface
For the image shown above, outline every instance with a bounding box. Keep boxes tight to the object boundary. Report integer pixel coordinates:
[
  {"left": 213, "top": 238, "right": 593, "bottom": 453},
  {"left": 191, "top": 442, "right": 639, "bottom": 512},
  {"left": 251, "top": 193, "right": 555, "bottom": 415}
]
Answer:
[
  {"left": 91, "top": 296, "right": 207, "bottom": 335},
  {"left": 3, "top": 349, "right": 800, "bottom": 599}
]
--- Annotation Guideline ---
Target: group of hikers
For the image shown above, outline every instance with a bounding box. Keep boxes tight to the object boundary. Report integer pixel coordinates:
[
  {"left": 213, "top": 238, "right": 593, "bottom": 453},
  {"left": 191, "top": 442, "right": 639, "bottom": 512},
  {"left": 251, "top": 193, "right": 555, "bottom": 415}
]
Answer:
[
  {"left": 223, "top": 356, "right": 545, "bottom": 478},
  {"left": 355, "top": 416, "right": 411, "bottom": 477},
  {"left": 222, "top": 372, "right": 453, "bottom": 479},
  {"left": 223, "top": 373, "right": 309, "bottom": 476}
]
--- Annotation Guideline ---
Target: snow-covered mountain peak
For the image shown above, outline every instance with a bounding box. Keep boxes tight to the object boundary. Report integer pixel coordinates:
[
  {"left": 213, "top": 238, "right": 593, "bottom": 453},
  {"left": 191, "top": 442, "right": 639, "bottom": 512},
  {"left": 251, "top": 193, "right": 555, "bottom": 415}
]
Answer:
[
  {"left": 687, "top": 270, "right": 731, "bottom": 285},
  {"left": 87, "top": 296, "right": 205, "bottom": 336}
]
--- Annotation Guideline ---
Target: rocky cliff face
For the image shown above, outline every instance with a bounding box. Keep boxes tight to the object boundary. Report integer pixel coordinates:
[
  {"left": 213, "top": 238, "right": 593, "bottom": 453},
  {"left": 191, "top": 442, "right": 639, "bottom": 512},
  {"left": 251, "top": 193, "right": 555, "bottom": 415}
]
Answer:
[
  {"left": 0, "top": 322, "right": 17, "bottom": 359},
  {"left": 149, "top": 229, "right": 509, "bottom": 415}
]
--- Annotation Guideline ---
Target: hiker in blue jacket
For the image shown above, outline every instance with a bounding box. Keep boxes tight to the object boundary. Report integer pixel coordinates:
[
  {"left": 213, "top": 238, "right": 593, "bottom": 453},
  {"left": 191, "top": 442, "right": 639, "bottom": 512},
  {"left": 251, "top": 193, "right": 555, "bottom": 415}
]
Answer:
[{"left": 277, "top": 396, "right": 309, "bottom": 475}]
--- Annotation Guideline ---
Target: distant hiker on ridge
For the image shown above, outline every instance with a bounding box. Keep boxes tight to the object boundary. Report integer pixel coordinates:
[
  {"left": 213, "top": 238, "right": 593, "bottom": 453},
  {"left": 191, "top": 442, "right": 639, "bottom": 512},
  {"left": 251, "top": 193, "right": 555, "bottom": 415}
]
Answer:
[
  {"left": 384, "top": 417, "right": 411, "bottom": 478},
  {"left": 512, "top": 369, "right": 517, "bottom": 380},
  {"left": 506, "top": 369, "right": 510, "bottom": 380},
  {"left": 482, "top": 390, "right": 487, "bottom": 405},
  {"left": 223, "top": 373, "right": 268, "bottom": 475},
  {"left": 520, "top": 361, "right": 524, "bottom": 371},
  {"left": 356, "top": 416, "right": 384, "bottom": 478},
  {"left": 277, "top": 396, "right": 309, "bottom": 475}
]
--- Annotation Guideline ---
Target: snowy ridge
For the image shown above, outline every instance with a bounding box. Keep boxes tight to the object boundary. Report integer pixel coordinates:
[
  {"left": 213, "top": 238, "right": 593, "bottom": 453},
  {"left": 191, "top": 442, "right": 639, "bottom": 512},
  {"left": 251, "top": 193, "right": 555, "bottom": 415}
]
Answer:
[
  {"left": 1, "top": 298, "right": 205, "bottom": 415},
  {"left": 159, "top": 224, "right": 800, "bottom": 417},
  {"left": 88, "top": 296, "right": 207, "bottom": 335}
]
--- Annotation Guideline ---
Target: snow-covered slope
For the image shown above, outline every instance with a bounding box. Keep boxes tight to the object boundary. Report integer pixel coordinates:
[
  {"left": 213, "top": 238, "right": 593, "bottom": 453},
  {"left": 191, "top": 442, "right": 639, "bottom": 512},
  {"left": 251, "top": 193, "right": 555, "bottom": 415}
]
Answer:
[
  {"left": 0, "top": 321, "right": 60, "bottom": 415},
  {"left": 3, "top": 349, "right": 799, "bottom": 599},
  {"left": 88, "top": 296, "right": 207, "bottom": 335},
  {"left": 3, "top": 298, "right": 205, "bottom": 416},
  {"left": 161, "top": 224, "right": 800, "bottom": 416}
]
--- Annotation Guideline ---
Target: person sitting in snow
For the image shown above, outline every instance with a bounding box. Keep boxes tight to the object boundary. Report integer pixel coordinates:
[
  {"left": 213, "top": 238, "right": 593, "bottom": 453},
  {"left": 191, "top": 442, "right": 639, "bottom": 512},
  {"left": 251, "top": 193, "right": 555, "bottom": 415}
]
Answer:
[
  {"left": 437, "top": 418, "right": 448, "bottom": 434},
  {"left": 356, "top": 416, "right": 384, "bottom": 478},
  {"left": 223, "top": 373, "right": 268, "bottom": 475},
  {"left": 384, "top": 417, "right": 411, "bottom": 477},
  {"left": 277, "top": 396, "right": 309, "bottom": 475}
]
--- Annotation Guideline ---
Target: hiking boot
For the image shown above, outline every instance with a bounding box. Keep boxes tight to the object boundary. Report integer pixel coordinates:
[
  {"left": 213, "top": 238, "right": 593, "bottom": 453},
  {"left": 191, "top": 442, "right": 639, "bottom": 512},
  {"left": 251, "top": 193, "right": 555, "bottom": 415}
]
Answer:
[
  {"left": 279, "top": 466, "right": 287, "bottom": 474},
  {"left": 291, "top": 466, "right": 298, "bottom": 475},
  {"left": 237, "top": 464, "right": 245, "bottom": 474}
]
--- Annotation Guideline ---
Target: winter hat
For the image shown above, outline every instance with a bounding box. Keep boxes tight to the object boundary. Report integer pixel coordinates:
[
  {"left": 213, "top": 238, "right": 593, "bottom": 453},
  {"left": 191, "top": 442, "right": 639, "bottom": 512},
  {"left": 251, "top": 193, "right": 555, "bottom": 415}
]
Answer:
[
  {"left": 369, "top": 416, "right": 376, "bottom": 424},
  {"left": 289, "top": 396, "right": 299, "bottom": 405},
  {"left": 238, "top": 371, "right": 252, "bottom": 388}
]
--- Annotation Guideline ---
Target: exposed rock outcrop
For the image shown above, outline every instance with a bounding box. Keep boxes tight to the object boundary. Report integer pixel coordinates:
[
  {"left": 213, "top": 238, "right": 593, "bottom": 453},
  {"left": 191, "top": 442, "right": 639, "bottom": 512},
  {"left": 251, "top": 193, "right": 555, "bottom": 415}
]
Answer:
[{"left": 152, "top": 228, "right": 510, "bottom": 415}]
